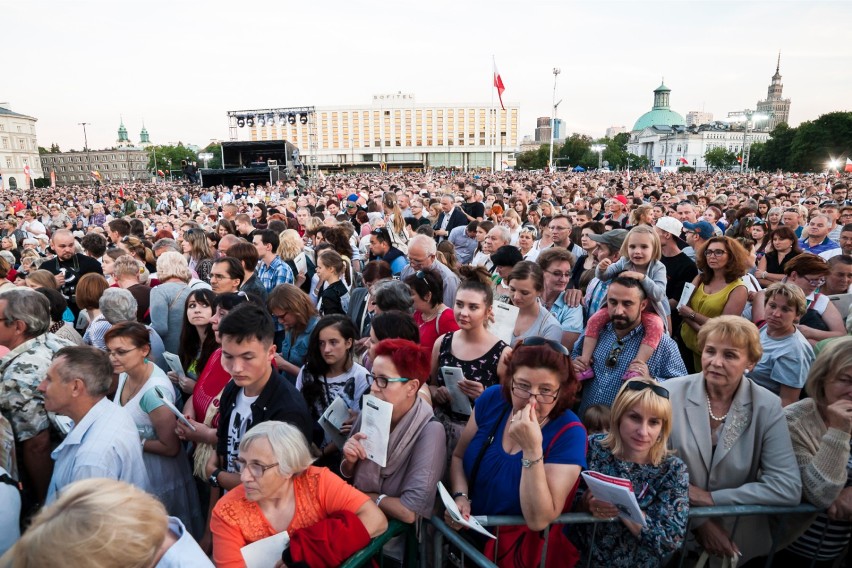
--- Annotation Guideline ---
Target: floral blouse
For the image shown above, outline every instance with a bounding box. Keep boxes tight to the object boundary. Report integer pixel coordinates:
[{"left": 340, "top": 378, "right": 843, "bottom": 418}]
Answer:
[{"left": 571, "top": 434, "right": 689, "bottom": 568}]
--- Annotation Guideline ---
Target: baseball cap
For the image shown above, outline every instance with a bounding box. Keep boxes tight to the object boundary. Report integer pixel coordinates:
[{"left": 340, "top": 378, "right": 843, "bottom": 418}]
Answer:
[
  {"left": 346, "top": 194, "right": 359, "bottom": 202},
  {"left": 614, "top": 195, "right": 628, "bottom": 205},
  {"left": 491, "top": 245, "right": 524, "bottom": 267},
  {"left": 589, "top": 229, "right": 628, "bottom": 251},
  {"left": 682, "top": 221, "right": 714, "bottom": 240},
  {"left": 655, "top": 216, "right": 683, "bottom": 236}
]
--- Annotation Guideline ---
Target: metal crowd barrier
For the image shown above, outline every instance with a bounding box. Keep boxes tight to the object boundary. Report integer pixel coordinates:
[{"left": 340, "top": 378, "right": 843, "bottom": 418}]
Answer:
[
  {"left": 340, "top": 518, "right": 418, "bottom": 568},
  {"left": 426, "top": 503, "right": 825, "bottom": 568}
]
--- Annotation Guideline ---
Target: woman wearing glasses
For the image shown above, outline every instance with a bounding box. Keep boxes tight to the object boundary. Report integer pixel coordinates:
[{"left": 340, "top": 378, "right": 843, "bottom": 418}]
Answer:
[
  {"left": 572, "top": 378, "right": 689, "bottom": 568},
  {"left": 677, "top": 237, "right": 750, "bottom": 370},
  {"left": 342, "top": 339, "right": 446, "bottom": 561},
  {"left": 106, "top": 321, "right": 204, "bottom": 539},
  {"left": 446, "top": 337, "right": 586, "bottom": 567},
  {"left": 667, "top": 316, "right": 800, "bottom": 564},
  {"left": 211, "top": 421, "right": 387, "bottom": 568},
  {"left": 780, "top": 254, "right": 847, "bottom": 346},
  {"left": 756, "top": 226, "right": 802, "bottom": 287}
]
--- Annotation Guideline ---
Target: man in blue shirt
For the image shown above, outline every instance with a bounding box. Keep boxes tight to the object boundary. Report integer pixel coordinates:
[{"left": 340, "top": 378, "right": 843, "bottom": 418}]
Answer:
[
  {"left": 39, "top": 346, "right": 149, "bottom": 503},
  {"left": 573, "top": 277, "right": 687, "bottom": 417},
  {"left": 368, "top": 227, "right": 408, "bottom": 275},
  {"left": 799, "top": 214, "right": 840, "bottom": 256}
]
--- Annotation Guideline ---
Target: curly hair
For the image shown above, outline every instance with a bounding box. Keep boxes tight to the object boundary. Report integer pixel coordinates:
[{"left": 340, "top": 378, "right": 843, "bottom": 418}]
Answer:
[{"left": 696, "top": 236, "right": 750, "bottom": 284}]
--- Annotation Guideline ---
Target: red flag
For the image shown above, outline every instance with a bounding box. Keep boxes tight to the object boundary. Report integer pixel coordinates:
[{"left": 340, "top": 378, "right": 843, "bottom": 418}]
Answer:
[
  {"left": 157, "top": 169, "right": 165, "bottom": 177},
  {"left": 50, "top": 170, "right": 56, "bottom": 188},
  {"left": 678, "top": 157, "right": 689, "bottom": 164},
  {"left": 846, "top": 158, "right": 852, "bottom": 173},
  {"left": 493, "top": 60, "right": 506, "bottom": 111}
]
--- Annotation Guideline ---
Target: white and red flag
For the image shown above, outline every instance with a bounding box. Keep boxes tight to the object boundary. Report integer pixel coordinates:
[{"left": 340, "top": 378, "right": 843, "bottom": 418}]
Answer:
[
  {"left": 845, "top": 158, "right": 852, "bottom": 173},
  {"left": 493, "top": 60, "right": 506, "bottom": 111}
]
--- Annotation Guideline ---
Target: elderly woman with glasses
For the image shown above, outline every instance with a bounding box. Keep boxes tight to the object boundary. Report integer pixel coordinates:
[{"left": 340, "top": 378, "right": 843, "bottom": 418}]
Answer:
[
  {"left": 342, "top": 338, "right": 446, "bottom": 562},
  {"left": 446, "top": 337, "right": 586, "bottom": 568},
  {"left": 667, "top": 316, "right": 801, "bottom": 564},
  {"left": 782, "top": 253, "right": 846, "bottom": 346},
  {"left": 211, "top": 421, "right": 387, "bottom": 568},
  {"left": 572, "top": 378, "right": 689, "bottom": 568}
]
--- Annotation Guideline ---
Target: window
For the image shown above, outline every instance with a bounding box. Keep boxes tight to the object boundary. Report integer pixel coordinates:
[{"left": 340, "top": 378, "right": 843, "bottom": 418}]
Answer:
[{"left": 1, "top": 138, "right": 6, "bottom": 149}]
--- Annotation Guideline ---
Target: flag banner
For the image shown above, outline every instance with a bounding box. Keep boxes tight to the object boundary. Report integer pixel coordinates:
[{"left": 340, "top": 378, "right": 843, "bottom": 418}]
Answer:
[
  {"left": 493, "top": 60, "right": 506, "bottom": 111},
  {"left": 50, "top": 170, "right": 56, "bottom": 188},
  {"left": 846, "top": 158, "right": 852, "bottom": 173}
]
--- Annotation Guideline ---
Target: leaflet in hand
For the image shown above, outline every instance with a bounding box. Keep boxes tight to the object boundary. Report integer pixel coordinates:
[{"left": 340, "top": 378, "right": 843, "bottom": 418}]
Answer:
[
  {"left": 441, "top": 366, "right": 472, "bottom": 416},
  {"left": 437, "top": 481, "right": 495, "bottom": 539},
  {"left": 162, "top": 352, "right": 186, "bottom": 377},
  {"left": 489, "top": 300, "right": 519, "bottom": 346},
  {"left": 154, "top": 386, "right": 196, "bottom": 431},
  {"left": 319, "top": 396, "right": 350, "bottom": 449},
  {"left": 677, "top": 282, "right": 696, "bottom": 309},
  {"left": 361, "top": 395, "right": 393, "bottom": 467},
  {"left": 581, "top": 471, "right": 646, "bottom": 526},
  {"left": 240, "top": 531, "right": 289, "bottom": 568}
]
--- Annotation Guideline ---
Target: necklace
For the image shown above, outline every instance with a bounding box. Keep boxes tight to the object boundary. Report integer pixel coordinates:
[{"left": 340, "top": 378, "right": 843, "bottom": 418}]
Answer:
[{"left": 706, "top": 392, "right": 728, "bottom": 422}]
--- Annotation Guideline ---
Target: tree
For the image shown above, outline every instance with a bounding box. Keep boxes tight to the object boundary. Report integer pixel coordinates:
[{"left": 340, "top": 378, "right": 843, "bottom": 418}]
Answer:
[
  {"left": 146, "top": 143, "right": 199, "bottom": 177},
  {"left": 557, "top": 133, "right": 593, "bottom": 165},
  {"left": 704, "top": 147, "right": 738, "bottom": 171},
  {"left": 200, "top": 143, "right": 222, "bottom": 169},
  {"left": 757, "top": 123, "right": 796, "bottom": 171},
  {"left": 38, "top": 146, "right": 49, "bottom": 155},
  {"left": 50, "top": 143, "right": 61, "bottom": 153},
  {"left": 627, "top": 154, "right": 650, "bottom": 170},
  {"left": 516, "top": 144, "right": 553, "bottom": 170},
  {"left": 747, "top": 142, "right": 765, "bottom": 171},
  {"left": 788, "top": 112, "right": 852, "bottom": 172}
]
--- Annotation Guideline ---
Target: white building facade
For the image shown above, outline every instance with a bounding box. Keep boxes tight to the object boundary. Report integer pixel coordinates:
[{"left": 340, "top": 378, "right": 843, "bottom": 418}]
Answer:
[
  {"left": 235, "top": 93, "right": 520, "bottom": 171},
  {"left": 0, "top": 103, "right": 44, "bottom": 191},
  {"left": 629, "top": 125, "right": 770, "bottom": 171}
]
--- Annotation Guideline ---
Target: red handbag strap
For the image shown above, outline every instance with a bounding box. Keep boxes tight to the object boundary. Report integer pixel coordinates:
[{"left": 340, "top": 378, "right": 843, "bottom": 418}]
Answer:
[{"left": 543, "top": 420, "right": 587, "bottom": 514}]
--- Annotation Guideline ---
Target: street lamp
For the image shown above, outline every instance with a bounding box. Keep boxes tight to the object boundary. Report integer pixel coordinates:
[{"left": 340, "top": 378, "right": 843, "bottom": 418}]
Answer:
[
  {"left": 591, "top": 144, "right": 606, "bottom": 169},
  {"left": 78, "top": 122, "right": 91, "bottom": 185},
  {"left": 726, "top": 109, "right": 768, "bottom": 173},
  {"left": 548, "top": 67, "right": 561, "bottom": 171}
]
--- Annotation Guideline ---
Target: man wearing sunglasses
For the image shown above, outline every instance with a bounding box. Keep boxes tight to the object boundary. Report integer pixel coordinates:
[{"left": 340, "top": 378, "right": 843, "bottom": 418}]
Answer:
[{"left": 573, "top": 277, "right": 687, "bottom": 417}]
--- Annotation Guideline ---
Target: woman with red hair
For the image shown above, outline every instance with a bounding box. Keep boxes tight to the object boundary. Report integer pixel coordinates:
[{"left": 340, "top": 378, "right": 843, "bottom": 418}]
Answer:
[{"left": 341, "top": 338, "right": 446, "bottom": 562}]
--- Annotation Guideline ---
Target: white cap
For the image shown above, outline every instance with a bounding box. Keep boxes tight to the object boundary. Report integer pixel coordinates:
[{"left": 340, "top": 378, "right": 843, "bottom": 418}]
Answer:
[{"left": 655, "top": 216, "right": 683, "bottom": 236}]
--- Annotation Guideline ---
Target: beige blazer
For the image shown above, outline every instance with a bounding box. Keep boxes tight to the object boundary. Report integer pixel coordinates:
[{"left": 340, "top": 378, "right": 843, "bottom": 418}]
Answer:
[{"left": 666, "top": 373, "right": 802, "bottom": 563}]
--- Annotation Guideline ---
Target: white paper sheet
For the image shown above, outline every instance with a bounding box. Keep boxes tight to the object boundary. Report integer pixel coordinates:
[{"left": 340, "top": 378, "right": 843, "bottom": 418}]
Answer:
[
  {"left": 162, "top": 352, "right": 186, "bottom": 377},
  {"left": 154, "top": 386, "right": 196, "bottom": 431},
  {"left": 490, "top": 300, "right": 519, "bottom": 346},
  {"left": 360, "top": 395, "right": 393, "bottom": 467},
  {"left": 437, "top": 481, "right": 496, "bottom": 539},
  {"left": 677, "top": 282, "right": 696, "bottom": 309},
  {"left": 240, "top": 531, "right": 290, "bottom": 568},
  {"left": 319, "top": 396, "right": 350, "bottom": 449},
  {"left": 441, "top": 367, "right": 472, "bottom": 416},
  {"left": 581, "top": 471, "right": 646, "bottom": 526}
]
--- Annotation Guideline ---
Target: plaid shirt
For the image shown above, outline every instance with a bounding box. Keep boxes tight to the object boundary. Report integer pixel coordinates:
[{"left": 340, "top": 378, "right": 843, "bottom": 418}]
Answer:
[{"left": 256, "top": 256, "right": 294, "bottom": 293}]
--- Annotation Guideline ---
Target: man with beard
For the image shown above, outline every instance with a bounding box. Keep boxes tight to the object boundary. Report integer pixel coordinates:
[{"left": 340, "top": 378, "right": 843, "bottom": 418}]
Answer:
[
  {"left": 572, "top": 277, "right": 687, "bottom": 416},
  {"left": 40, "top": 230, "right": 103, "bottom": 317}
]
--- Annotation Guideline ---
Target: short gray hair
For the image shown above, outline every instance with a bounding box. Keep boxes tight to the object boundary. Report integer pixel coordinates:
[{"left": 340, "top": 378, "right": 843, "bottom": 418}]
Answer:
[
  {"left": 240, "top": 421, "right": 314, "bottom": 476},
  {"left": 373, "top": 279, "right": 414, "bottom": 313},
  {"left": 156, "top": 251, "right": 191, "bottom": 282},
  {"left": 152, "top": 238, "right": 180, "bottom": 254},
  {"left": 489, "top": 226, "right": 511, "bottom": 246},
  {"left": 409, "top": 234, "right": 437, "bottom": 256},
  {"left": 100, "top": 288, "right": 138, "bottom": 324},
  {"left": 54, "top": 346, "right": 113, "bottom": 397},
  {"left": 0, "top": 288, "right": 50, "bottom": 337}
]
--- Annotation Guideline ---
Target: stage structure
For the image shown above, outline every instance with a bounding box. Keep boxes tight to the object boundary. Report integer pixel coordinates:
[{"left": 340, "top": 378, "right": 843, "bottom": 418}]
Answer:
[
  {"left": 227, "top": 107, "right": 319, "bottom": 185},
  {"left": 198, "top": 140, "right": 299, "bottom": 188}
]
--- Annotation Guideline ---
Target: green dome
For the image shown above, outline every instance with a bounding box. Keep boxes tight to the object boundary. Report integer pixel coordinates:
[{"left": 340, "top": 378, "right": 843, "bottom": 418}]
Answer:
[
  {"left": 633, "top": 109, "right": 685, "bottom": 131},
  {"left": 632, "top": 80, "right": 685, "bottom": 131}
]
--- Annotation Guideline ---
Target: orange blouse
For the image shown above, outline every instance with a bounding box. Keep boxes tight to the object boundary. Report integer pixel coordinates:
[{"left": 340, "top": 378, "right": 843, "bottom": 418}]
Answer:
[{"left": 211, "top": 466, "right": 370, "bottom": 568}]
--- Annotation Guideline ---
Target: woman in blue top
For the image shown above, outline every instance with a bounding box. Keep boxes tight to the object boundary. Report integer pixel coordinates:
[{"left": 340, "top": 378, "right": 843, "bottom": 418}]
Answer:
[
  {"left": 572, "top": 378, "right": 689, "bottom": 568},
  {"left": 447, "top": 337, "right": 586, "bottom": 567},
  {"left": 268, "top": 284, "right": 320, "bottom": 385}
]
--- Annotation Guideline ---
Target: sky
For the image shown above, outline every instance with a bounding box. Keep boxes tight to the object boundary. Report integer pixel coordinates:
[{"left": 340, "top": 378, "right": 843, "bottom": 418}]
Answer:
[{"left": 4, "top": 0, "right": 850, "bottom": 151}]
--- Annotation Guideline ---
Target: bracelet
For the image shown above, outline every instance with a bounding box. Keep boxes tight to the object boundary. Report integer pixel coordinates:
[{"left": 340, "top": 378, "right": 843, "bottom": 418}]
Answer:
[
  {"left": 452, "top": 492, "right": 470, "bottom": 502},
  {"left": 375, "top": 494, "right": 387, "bottom": 507},
  {"left": 339, "top": 461, "right": 352, "bottom": 479}
]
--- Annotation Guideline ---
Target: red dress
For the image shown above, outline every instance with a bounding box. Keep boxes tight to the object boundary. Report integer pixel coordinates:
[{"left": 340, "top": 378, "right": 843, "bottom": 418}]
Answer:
[
  {"left": 191, "top": 348, "right": 230, "bottom": 427},
  {"left": 414, "top": 308, "right": 460, "bottom": 352}
]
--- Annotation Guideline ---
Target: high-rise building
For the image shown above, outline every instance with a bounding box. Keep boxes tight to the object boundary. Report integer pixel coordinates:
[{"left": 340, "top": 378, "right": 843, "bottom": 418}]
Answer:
[
  {"left": 552, "top": 118, "right": 564, "bottom": 140},
  {"left": 605, "top": 126, "right": 627, "bottom": 138},
  {"left": 756, "top": 54, "right": 791, "bottom": 131},
  {"left": 0, "top": 102, "right": 43, "bottom": 190},
  {"left": 686, "top": 111, "right": 713, "bottom": 127},
  {"left": 534, "top": 116, "right": 552, "bottom": 143}
]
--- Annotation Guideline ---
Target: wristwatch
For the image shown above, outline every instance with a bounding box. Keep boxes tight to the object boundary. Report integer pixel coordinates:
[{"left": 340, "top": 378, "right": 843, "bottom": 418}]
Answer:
[
  {"left": 208, "top": 468, "right": 222, "bottom": 488},
  {"left": 521, "top": 455, "right": 544, "bottom": 468}
]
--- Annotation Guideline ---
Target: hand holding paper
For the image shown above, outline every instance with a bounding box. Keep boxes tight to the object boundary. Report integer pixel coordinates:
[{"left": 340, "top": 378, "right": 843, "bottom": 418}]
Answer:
[{"left": 438, "top": 482, "right": 495, "bottom": 539}]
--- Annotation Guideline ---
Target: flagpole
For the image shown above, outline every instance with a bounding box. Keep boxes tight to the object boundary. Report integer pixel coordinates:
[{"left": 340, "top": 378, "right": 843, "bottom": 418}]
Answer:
[{"left": 491, "top": 55, "right": 495, "bottom": 173}]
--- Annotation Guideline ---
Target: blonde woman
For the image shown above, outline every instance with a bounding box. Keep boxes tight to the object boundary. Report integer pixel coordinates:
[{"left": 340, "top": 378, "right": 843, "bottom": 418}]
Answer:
[
  {"left": 381, "top": 192, "right": 409, "bottom": 254},
  {"left": 277, "top": 228, "right": 309, "bottom": 288},
  {"left": 181, "top": 228, "right": 215, "bottom": 283},
  {"left": 113, "top": 255, "right": 151, "bottom": 324},
  {"left": 501, "top": 209, "right": 523, "bottom": 245}
]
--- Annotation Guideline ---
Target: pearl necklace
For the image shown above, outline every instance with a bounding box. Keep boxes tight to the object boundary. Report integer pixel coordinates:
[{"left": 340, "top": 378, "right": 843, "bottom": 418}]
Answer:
[{"left": 706, "top": 392, "right": 728, "bottom": 422}]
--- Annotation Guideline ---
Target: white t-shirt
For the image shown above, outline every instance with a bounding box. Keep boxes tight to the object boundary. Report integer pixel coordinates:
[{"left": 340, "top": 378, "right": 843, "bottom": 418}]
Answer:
[
  {"left": 0, "top": 466, "right": 20, "bottom": 556},
  {"left": 295, "top": 363, "right": 370, "bottom": 446},
  {"left": 225, "top": 390, "right": 258, "bottom": 472}
]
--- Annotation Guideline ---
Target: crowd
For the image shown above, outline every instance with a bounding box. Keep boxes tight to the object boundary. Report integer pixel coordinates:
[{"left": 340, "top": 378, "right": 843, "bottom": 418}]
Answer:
[{"left": 0, "top": 167, "right": 851, "bottom": 568}]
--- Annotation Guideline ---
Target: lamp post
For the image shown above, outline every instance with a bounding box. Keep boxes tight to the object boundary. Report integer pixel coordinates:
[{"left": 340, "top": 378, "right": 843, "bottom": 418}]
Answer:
[
  {"left": 78, "top": 122, "right": 91, "bottom": 185},
  {"left": 548, "top": 67, "right": 561, "bottom": 171},
  {"left": 726, "top": 109, "right": 768, "bottom": 173},
  {"left": 591, "top": 144, "right": 606, "bottom": 170}
]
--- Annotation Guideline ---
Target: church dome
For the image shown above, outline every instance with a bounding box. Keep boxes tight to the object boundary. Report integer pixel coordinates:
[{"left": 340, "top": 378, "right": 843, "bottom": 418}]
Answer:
[{"left": 632, "top": 82, "right": 685, "bottom": 131}]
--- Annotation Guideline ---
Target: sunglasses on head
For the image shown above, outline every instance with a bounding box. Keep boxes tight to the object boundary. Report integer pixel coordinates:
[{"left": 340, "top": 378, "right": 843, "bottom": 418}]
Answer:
[
  {"left": 518, "top": 336, "right": 570, "bottom": 357},
  {"left": 625, "top": 380, "right": 669, "bottom": 399}
]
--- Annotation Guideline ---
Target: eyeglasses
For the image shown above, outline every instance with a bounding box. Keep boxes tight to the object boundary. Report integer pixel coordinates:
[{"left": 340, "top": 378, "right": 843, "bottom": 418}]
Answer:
[
  {"left": 511, "top": 380, "right": 560, "bottom": 403},
  {"left": 518, "top": 336, "right": 570, "bottom": 356},
  {"left": 546, "top": 270, "right": 570, "bottom": 280},
  {"left": 704, "top": 249, "right": 728, "bottom": 258},
  {"left": 804, "top": 201, "right": 817, "bottom": 206},
  {"left": 802, "top": 276, "right": 826, "bottom": 287},
  {"left": 105, "top": 347, "right": 139, "bottom": 358},
  {"left": 367, "top": 373, "right": 412, "bottom": 388},
  {"left": 606, "top": 339, "right": 625, "bottom": 368},
  {"left": 234, "top": 458, "right": 279, "bottom": 478},
  {"left": 625, "top": 380, "right": 669, "bottom": 399}
]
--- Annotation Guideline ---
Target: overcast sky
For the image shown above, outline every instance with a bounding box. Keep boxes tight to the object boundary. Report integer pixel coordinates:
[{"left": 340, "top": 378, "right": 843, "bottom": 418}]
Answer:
[{"left": 5, "top": 0, "right": 849, "bottom": 151}]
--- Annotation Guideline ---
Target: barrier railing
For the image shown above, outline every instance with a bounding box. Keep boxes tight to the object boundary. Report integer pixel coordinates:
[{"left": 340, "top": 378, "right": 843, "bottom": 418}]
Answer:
[
  {"left": 428, "top": 503, "right": 824, "bottom": 568},
  {"left": 340, "top": 519, "right": 418, "bottom": 568}
]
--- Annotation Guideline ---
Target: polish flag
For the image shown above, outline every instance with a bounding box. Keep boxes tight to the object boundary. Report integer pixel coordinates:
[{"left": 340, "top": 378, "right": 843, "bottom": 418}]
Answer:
[
  {"left": 493, "top": 61, "right": 506, "bottom": 111},
  {"left": 846, "top": 158, "right": 852, "bottom": 173},
  {"left": 678, "top": 157, "right": 689, "bottom": 164},
  {"left": 23, "top": 164, "right": 32, "bottom": 187}
]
